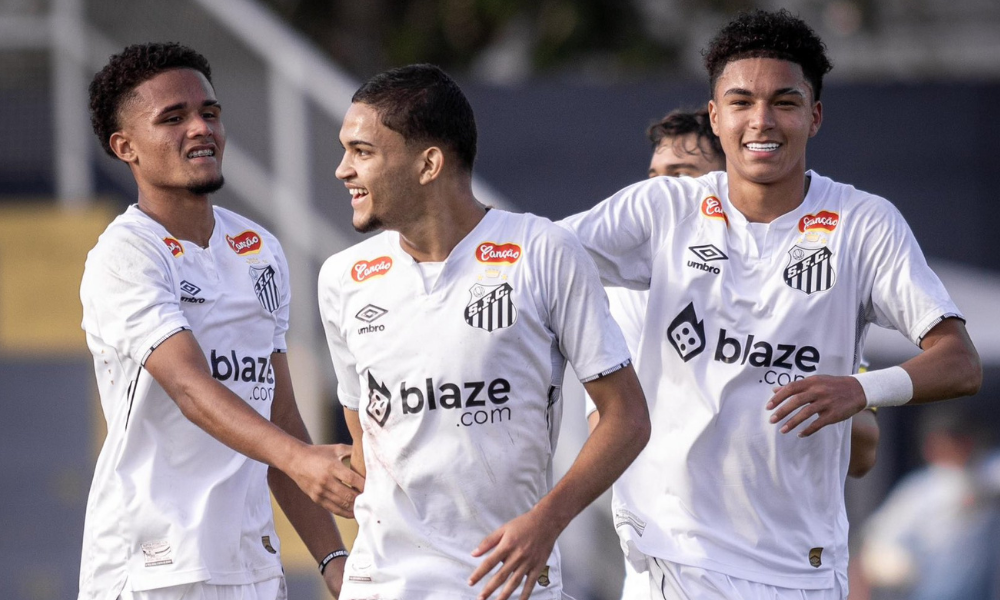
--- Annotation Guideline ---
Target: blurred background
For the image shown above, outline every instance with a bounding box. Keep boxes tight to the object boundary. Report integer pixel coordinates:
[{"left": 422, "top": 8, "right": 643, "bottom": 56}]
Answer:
[{"left": 1, "top": 0, "right": 998, "bottom": 598}]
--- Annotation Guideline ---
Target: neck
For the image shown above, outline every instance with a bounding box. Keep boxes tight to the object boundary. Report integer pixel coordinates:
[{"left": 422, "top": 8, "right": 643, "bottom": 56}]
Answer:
[
  {"left": 136, "top": 185, "right": 215, "bottom": 247},
  {"left": 728, "top": 170, "right": 810, "bottom": 224},
  {"left": 397, "top": 181, "right": 486, "bottom": 263}
]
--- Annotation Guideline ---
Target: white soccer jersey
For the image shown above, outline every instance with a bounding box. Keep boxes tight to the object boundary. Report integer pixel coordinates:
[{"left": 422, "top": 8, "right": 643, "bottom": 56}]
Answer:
[
  {"left": 78, "top": 205, "right": 290, "bottom": 599},
  {"left": 318, "top": 209, "right": 631, "bottom": 600},
  {"left": 585, "top": 287, "right": 647, "bottom": 418},
  {"left": 562, "top": 171, "right": 962, "bottom": 589}
]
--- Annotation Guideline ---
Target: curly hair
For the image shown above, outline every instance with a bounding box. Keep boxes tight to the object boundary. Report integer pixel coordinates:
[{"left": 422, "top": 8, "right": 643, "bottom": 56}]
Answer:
[
  {"left": 704, "top": 9, "right": 832, "bottom": 101},
  {"left": 352, "top": 64, "right": 477, "bottom": 172},
  {"left": 647, "top": 108, "right": 723, "bottom": 159},
  {"left": 89, "top": 43, "right": 213, "bottom": 158}
]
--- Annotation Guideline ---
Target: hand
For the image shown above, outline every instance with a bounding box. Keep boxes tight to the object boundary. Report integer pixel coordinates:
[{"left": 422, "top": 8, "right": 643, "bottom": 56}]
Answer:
[
  {"left": 766, "top": 374, "right": 867, "bottom": 437},
  {"left": 289, "top": 443, "right": 365, "bottom": 518},
  {"left": 321, "top": 555, "right": 347, "bottom": 598},
  {"left": 469, "top": 507, "right": 562, "bottom": 600}
]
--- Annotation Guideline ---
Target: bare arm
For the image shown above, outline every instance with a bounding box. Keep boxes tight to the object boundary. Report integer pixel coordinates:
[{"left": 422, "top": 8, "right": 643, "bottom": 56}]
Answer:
[
  {"left": 343, "top": 408, "right": 366, "bottom": 479},
  {"left": 469, "top": 365, "right": 650, "bottom": 600},
  {"left": 267, "top": 352, "right": 356, "bottom": 598},
  {"left": 767, "top": 318, "right": 981, "bottom": 437},
  {"left": 848, "top": 409, "right": 880, "bottom": 478},
  {"left": 144, "top": 331, "right": 364, "bottom": 515}
]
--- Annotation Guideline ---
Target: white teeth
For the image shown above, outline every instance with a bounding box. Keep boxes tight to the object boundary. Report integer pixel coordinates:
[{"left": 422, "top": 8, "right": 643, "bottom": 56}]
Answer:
[
  {"left": 188, "top": 149, "right": 214, "bottom": 158},
  {"left": 351, "top": 188, "right": 369, "bottom": 198},
  {"left": 746, "top": 142, "right": 779, "bottom": 152}
]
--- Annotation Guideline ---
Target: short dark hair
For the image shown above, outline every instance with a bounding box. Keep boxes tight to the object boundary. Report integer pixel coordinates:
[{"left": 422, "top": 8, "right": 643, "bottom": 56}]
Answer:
[
  {"left": 704, "top": 9, "right": 832, "bottom": 101},
  {"left": 352, "top": 64, "right": 477, "bottom": 172},
  {"left": 647, "top": 108, "right": 723, "bottom": 159},
  {"left": 89, "top": 42, "right": 213, "bottom": 158}
]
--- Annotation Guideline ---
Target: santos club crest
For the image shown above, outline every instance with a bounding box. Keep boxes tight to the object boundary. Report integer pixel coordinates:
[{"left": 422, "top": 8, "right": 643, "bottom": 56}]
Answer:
[
  {"left": 465, "top": 282, "right": 517, "bottom": 332},
  {"left": 784, "top": 245, "right": 836, "bottom": 295},
  {"left": 250, "top": 265, "right": 280, "bottom": 312}
]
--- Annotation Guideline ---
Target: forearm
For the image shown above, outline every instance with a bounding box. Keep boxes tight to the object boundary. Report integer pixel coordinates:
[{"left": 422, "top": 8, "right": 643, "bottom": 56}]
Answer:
[
  {"left": 848, "top": 409, "right": 879, "bottom": 478},
  {"left": 269, "top": 467, "right": 346, "bottom": 560}
]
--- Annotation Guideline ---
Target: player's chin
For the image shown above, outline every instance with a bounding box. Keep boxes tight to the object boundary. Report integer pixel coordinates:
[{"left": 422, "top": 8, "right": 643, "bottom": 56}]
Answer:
[
  {"left": 187, "top": 174, "right": 225, "bottom": 196},
  {"left": 353, "top": 213, "right": 383, "bottom": 234}
]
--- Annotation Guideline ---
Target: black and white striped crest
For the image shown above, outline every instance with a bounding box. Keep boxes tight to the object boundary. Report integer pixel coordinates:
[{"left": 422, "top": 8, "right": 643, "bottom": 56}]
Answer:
[
  {"left": 250, "top": 265, "right": 280, "bottom": 313},
  {"left": 784, "top": 246, "right": 836, "bottom": 295},
  {"left": 465, "top": 282, "right": 517, "bottom": 332}
]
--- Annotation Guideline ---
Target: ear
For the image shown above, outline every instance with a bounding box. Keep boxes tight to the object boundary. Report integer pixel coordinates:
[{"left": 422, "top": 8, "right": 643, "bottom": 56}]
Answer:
[
  {"left": 418, "top": 146, "right": 444, "bottom": 185},
  {"left": 708, "top": 100, "right": 721, "bottom": 137},
  {"left": 109, "top": 131, "right": 137, "bottom": 164},
  {"left": 809, "top": 100, "right": 823, "bottom": 138}
]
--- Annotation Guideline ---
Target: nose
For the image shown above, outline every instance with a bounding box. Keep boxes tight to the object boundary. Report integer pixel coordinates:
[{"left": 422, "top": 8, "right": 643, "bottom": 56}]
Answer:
[
  {"left": 335, "top": 150, "right": 353, "bottom": 181},
  {"left": 187, "top": 114, "right": 213, "bottom": 139},
  {"left": 749, "top": 104, "right": 775, "bottom": 132}
]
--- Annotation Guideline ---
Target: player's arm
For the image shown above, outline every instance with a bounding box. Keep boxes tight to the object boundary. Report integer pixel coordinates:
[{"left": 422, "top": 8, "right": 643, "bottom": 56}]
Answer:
[
  {"left": 848, "top": 409, "right": 879, "bottom": 478},
  {"left": 144, "top": 331, "right": 364, "bottom": 516},
  {"left": 343, "top": 408, "right": 366, "bottom": 478},
  {"left": 470, "top": 365, "right": 649, "bottom": 600},
  {"left": 767, "top": 318, "right": 981, "bottom": 437},
  {"left": 266, "top": 352, "right": 356, "bottom": 598}
]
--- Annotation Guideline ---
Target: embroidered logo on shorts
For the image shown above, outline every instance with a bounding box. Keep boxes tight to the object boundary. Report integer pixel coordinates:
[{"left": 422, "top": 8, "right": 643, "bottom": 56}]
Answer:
[
  {"left": 141, "top": 540, "right": 173, "bottom": 567},
  {"left": 250, "top": 264, "right": 280, "bottom": 313},
  {"left": 464, "top": 282, "right": 517, "bottom": 332},
  {"left": 809, "top": 547, "right": 823, "bottom": 568}
]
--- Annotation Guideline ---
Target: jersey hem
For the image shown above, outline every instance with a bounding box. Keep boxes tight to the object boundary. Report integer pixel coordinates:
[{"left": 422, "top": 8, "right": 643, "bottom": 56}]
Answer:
[
  {"left": 579, "top": 357, "right": 631, "bottom": 383},
  {"left": 138, "top": 322, "right": 190, "bottom": 366},
  {"left": 340, "top": 585, "right": 564, "bottom": 600},
  {"left": 913, "top": 311, "right": 964, "bottom": 344}
]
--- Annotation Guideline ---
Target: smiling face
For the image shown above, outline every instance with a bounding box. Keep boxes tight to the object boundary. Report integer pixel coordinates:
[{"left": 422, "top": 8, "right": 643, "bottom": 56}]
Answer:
[
  {"left": 336, "top": 102, "right": 426, "bottom": 233},
  {"left": 708, "top": 57, "right": 822, "bottom": 189},
  {"left": 111, "top": 68, "right": 225, "bottom": 196},
  {"left": 648, "top": 132, "right": 725, "bottom": 178}
]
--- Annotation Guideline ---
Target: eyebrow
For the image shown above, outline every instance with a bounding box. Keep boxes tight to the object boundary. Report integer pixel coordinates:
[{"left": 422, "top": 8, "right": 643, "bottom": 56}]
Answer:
[
  {"left": 155, "top": 99, "right": 220, "bottom": 118},
  {"left": 723, "top": 87, "right": 805, "bottom": 98},
  {"left": 345, "top": 140, "right": 375, "bottom": 149}
]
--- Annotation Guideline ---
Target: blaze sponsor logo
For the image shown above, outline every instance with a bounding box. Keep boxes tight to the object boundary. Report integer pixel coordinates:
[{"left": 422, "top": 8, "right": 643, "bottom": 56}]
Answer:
[
  {"left": 476, "top": 242, "right": 522, "bottom": 264},
  {"left": 364, "top": 372, "right": 515, "bottom": 428},
  {"left": 210, "top": 349, "right": 276, "bottom": 402},
  {"left": 226, "top": 230, "right": 263, "bottom": 255},
  {"left": 666, "top": 303, "right": 821, "bottom": 384},
  {"left": 465, "top": 282, "right": 517, "bottom": 332},
  {"left": 701, "top": 196, "right": 729, "bottom": 226},
  {"left": 163, "top": 237, "right": 184, "bottom": 257},
  {"left": 784, "top": 245, "right": 836, "bottom": 295},
  {"left": 798, "top": 211, "right": 839, "bottom": 233},
  {"left": 352, "top": 256, "right": 393, "bottom": 282}
]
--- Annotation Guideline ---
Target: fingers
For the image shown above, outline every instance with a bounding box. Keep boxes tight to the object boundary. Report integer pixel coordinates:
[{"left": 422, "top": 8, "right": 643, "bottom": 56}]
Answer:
[{"left": 471, "top": 529, "right": 503, "bottom": 560}]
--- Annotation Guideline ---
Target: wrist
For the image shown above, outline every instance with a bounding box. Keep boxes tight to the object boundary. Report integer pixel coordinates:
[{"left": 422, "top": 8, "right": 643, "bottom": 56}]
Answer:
[
  {"left": 319, "top": 549, "right": 349, "bottom": 575},
  {"left": 851, "top": 366, "right": 913, "bottom": 409}
]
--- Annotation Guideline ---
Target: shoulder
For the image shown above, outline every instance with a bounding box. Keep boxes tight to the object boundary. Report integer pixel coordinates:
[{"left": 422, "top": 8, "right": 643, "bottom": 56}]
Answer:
[
  {"left": 88, "top": 209, "right": 172, "bottom": 265},
  {"left": 213, "top": 206, "right": 283, "bottom": 252},
  {"left": 318, "top": 233, "right": 394, "bottom": 289},
  {"left": 810, "top": 173, "right": 907, "bottom": 231},
  {"left": 498, "top": 210, "right": 583, "bottom": 257}
]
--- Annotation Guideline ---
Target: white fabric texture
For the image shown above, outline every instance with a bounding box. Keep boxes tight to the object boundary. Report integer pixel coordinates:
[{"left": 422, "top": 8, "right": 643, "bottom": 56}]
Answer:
[
  {"left": 79, "top": 205, "right": 290, "bottom": 599},
  {"left": 318, "top": 209, "right": 630, "bottom": 599},
  {"left": 562, "top": 171, "right": 961, "bottom": 589}
]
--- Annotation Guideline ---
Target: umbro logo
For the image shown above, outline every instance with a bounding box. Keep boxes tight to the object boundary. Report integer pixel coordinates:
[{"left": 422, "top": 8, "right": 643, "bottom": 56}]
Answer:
[
  {"left": 180, "top": 280, "right": 206, "bottom": 304},
  {"left": 686, "top": 244, "right": 728, "bottom": 275},
  {"left": 356, "top": 304, "right": 388, "bottom": 334}
]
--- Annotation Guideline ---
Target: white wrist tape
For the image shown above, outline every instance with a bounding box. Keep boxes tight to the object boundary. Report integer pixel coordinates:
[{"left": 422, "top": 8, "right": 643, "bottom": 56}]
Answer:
[{"left": 852, "top": 366, "right": 913, "bottom": 409}]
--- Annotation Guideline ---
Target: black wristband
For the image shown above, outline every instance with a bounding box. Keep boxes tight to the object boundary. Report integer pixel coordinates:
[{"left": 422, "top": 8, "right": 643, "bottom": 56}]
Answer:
[{"left": 319, "top": 549, "right": 349, "bottom": 575}]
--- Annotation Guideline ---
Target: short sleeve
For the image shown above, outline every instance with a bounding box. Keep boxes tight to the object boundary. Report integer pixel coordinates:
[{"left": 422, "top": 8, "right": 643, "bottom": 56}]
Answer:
[
  {"left": 583, "top": 286, "right": 647, "bottom": 416},
  {"left": 81, "top": 229, "right": 190, "bottom": 365},
  {"left": 534, "top": 224, "right": 631, "bottom": 383},
  {"left": 558, "top": 179, "right": 668, "bottom": 290},
  {"left": 318, "top": 258, "right": 362, "bottom": 410},
  {"left": 864, "top": 200, "right": 962, "bottom": 344},
  {"left": 269, "top": 238, "right": 292, "bottom": 353}
]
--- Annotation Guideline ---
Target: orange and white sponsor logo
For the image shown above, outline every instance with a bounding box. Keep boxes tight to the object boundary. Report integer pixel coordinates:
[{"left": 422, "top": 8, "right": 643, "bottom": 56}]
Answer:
[
  {"left": 476, "top": 242, "right": 522, "bottom": 265},
  {"left": 163, "top": 237, "right": 184, "bottom": 257},
  {"left": 701, "top": 196, "right": 729, "bottom": 226},
  {"left": 798, "top": 210, "right": 839, "bottom": 233},
  {"left": 226, "top": 230, "right": 263, "bottom": 255},
  {"left": 352, "top": 256, "right": 393, "bottom": 282}
]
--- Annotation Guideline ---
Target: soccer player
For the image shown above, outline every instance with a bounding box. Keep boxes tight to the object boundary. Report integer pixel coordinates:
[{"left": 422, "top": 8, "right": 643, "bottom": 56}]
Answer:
[
  {"left": 562, "top": 10, "right": 981, "bottom": 599},
  {"left": 318, "top": 64, "right": 650, "bottom": 600},
  {"left": 79, "top": 43, "right": 362, "bottom": 600}
]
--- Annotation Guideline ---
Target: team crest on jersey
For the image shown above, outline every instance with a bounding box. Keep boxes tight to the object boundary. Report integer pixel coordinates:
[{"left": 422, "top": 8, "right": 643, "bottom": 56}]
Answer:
[
  {"left": 163, "top": 237, "right": 184, "bottom": 257},
  {"left": 784, "top": 245, "right": 836, "bottom": 295},
  {"left": 476, "top": 242, "right": 522, "bottom": 265},
  {"left": 465, "top": 282, "right": 517, "bottom": 332},
  {"left": 700, "top": 196, "right": 729, "bottom": 226},
  {"left": 227, "top": 230, "right": 263, "bottom": 255},
  {"left": 366, "top": 372, "right": 392, "bottom": 427},
  {"left": 250, "top": 264, "right": 280, "bottom": 312}
]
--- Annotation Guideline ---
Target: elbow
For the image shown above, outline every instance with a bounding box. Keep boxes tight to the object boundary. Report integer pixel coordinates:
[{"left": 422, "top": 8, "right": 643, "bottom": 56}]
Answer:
[
  {"left": 630, "top": 404, "right": 652, "bottom": 456},
  {"left": 848, "top": 446, "right": 878, "bottom": 479},
  {"left": 958, "top": 349, "right": 983, "bottom": 398}
]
